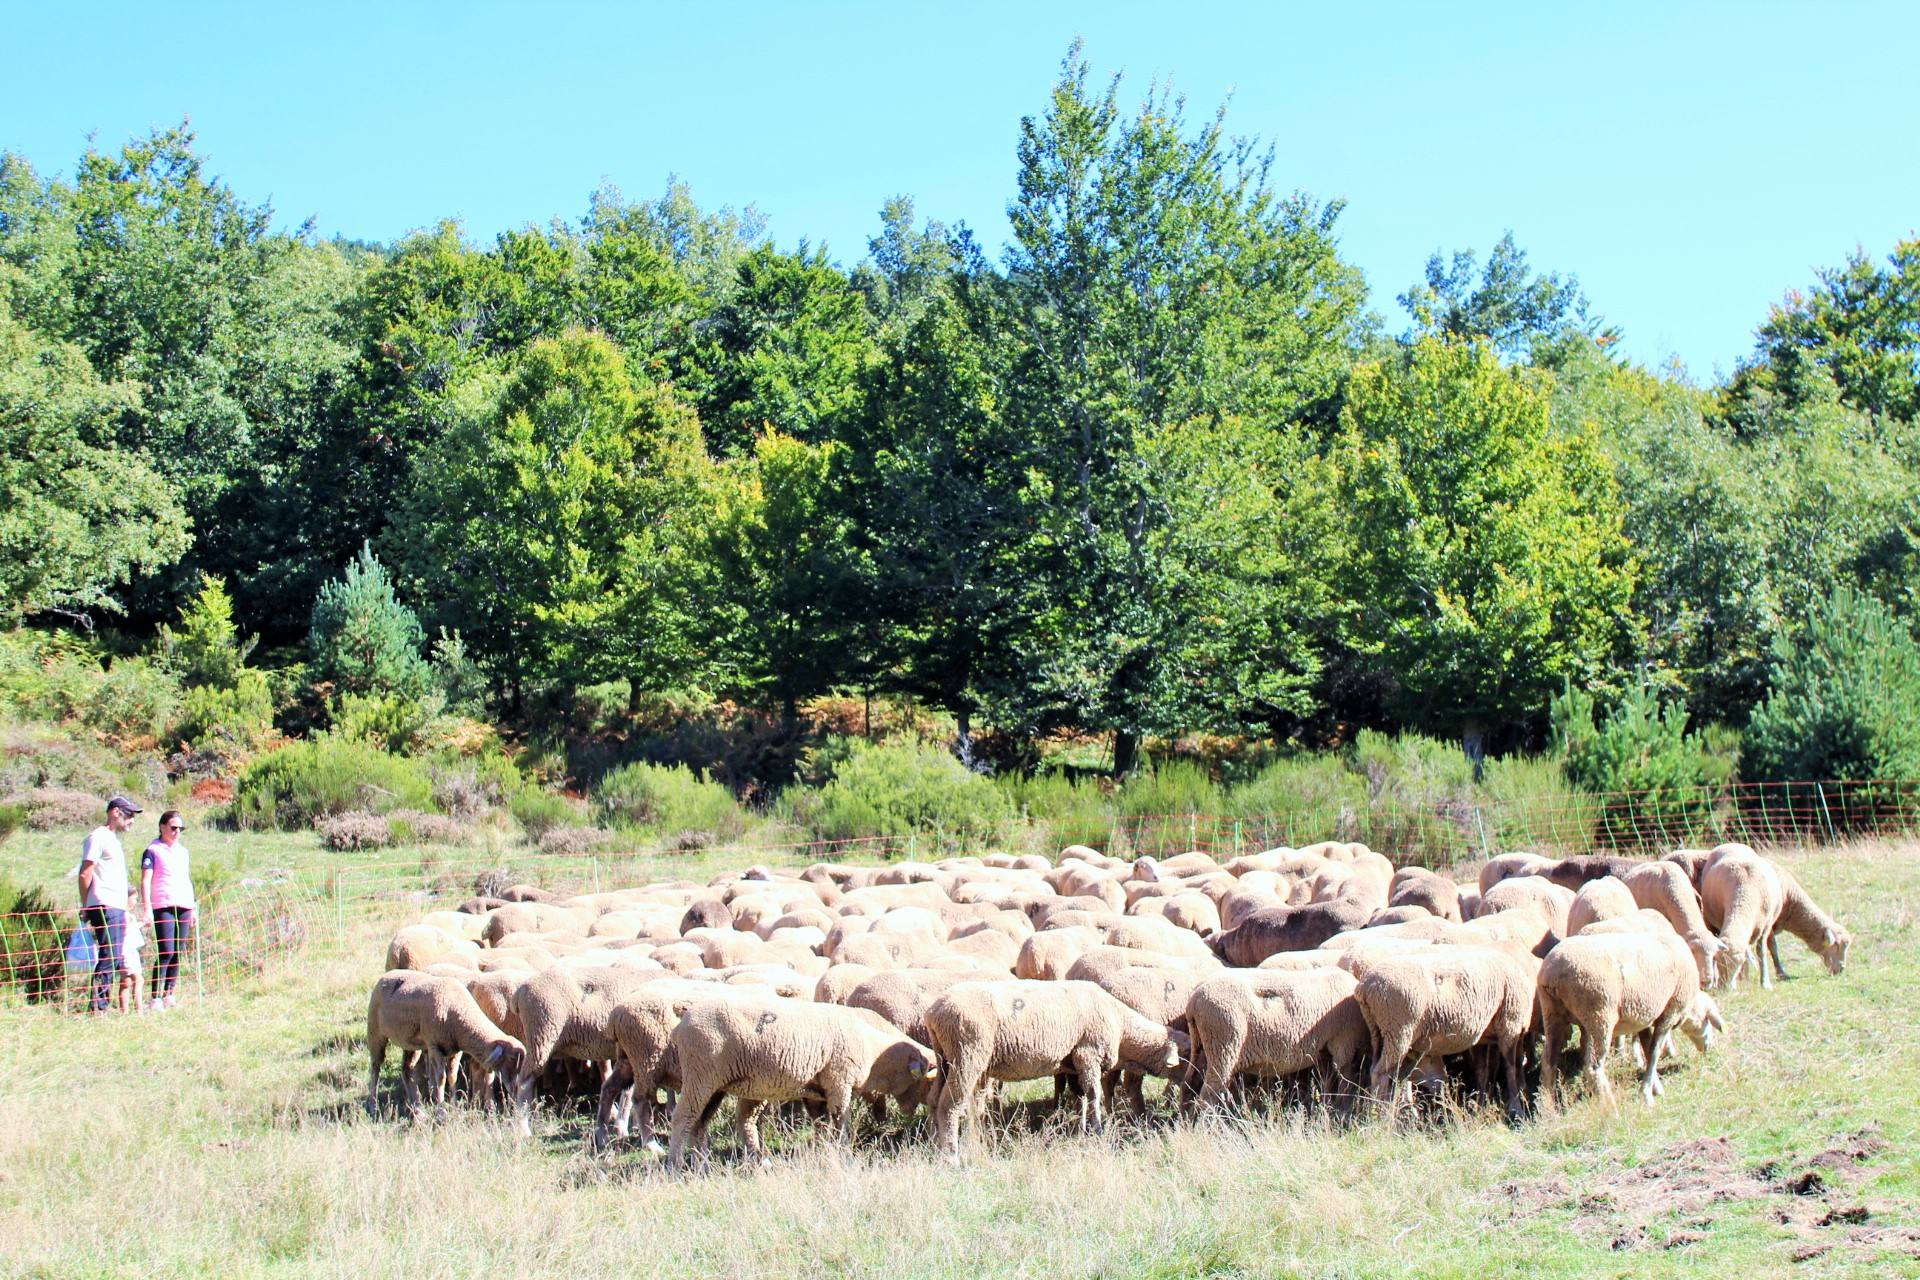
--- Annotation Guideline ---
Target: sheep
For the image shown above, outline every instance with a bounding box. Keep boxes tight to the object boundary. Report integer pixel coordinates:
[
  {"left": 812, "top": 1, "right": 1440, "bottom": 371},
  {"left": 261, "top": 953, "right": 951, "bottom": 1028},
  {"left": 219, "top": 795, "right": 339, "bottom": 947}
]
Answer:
[
  {"left": 507, "top": 964, "right": 664, "bottom": 1139},
  {"left": 1159, "top": 892, "right": 1223, "bottom": 937},
  {"left": 1618, "top": 861, "right": 1728, "bottom": 986},
  {"left": 482, "top": 902, "right": 589, "bottom": 947},
  {"left": 1536, "top": 927, "right": 1700, "bottom": 1106},
  {"left": 1540, "top": 854, "right": 1643, "bottom": 893},
  {"left": 667, "top": 996, "right": 937, "bottom": 1172},
  {"left": 1208, "top": 899, "right": 1373, "bottom": 967},
  {"left": 846, "top": 969, "right": 977, "bottom": 1046},
  {"left": 1353, "top": 947, "right": 1535, "bottom": 1121},
  {"left": 1013, "top": 926, "right": 1103, "bottom": 981},
  {"left": 1477, "top": 875, "right": 1575, "bottom": 938},
  {"left": 1185, "top": 968, "right": 1369, "bottom": 1113},
  {"left": 366, "top": 969, "right": 525, "bottom": 1120},
  {"left": 1388, "top": 867, "right": 1462, "bottom": 922},
  {"left": 925, "top": 979, "right": 1182, "bottom": 1157},
  {"left": 1477, "top": 852, "right": 1556, "bottom": 895},
  {"left": 1768, "top": 864, "right": 1851, "bottom": 977},
  {"left": 1701, "top": 849, "right": 1786, "bottom": 988},
  {"left": 1096, "top": 914, "right": 1216, "bottom": 960},
  {"left": 385, "top": 924, "right": 481, "bottom": 972},
  {"left": 1567, "top": 876, "right": 1638, "bottom": 936}
]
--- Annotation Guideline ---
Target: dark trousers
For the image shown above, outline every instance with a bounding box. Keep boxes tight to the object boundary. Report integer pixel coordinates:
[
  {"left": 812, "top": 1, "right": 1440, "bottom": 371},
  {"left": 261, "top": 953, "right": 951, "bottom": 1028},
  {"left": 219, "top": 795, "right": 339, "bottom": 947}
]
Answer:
[
  {"left": 81, "top": 906, "right": 125, "bottom": 1012},
  {"left": 153, "top": 906, "right": 194, "bottom": 997}
]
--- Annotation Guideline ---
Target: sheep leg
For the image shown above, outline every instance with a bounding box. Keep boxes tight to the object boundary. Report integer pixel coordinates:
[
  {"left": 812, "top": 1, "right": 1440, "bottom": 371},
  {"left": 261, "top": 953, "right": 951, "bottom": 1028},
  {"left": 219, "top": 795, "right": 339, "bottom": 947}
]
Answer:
[
  {"left": 510, "top": 1071, "right": 536, "bottom": 1138},
  {"left": 594, "top": 1060, "right": 635, "bottom": 1151},
  {"left": 1636, "top": 1028, "right": 1663, "bottom": 1103},
  {"left": 1578, "top": 1014, "right": 1615, "bottom": 1106},
  {"left": 399, "top": 1050, "right": 425, "bottom": 1120},
  {"left": 1501, "top": 1037, "right": 1528, "bottom": 1122},
  {"left": 1071, "top": 1049, "right": 1106, "bottom": 1135},
  {"left": 931, "top": 1055, "right": 981, "bottom": 1160},
  {"left": 1370, "top": 1025, "right": 1416, "bottom": 1120},
  {"left": 365, "top": 1034, "right": 389, "bottom": 1119},
  {"left": 736, "top": 1100, "right": 769, "bottom": 1166},
  {"left": 1754, "top": 937, "right": 1772, "bottom": 990},
  {"left": 1767, "top": 931, "right": 1791, "bottom": 980},
  {"left": 1200, "top": 1020, "right": 1246, "bottom": 1112},
  {"left": 824, "top": 1080, "right": 856, "bottom": 1145},
  {"left": 668, "top": 1077, "right": 721, "bottom": 1175}
]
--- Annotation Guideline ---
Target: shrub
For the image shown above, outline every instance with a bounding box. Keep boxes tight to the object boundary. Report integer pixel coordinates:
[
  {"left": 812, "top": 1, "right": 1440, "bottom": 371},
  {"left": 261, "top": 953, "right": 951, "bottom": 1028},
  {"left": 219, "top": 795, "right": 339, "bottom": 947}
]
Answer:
[
  {"left": 998, "top": 771, "right": 1116, "bottom": 852},
  {"left": 537, "top": 825, "right": 615, "bottom": 857},
  {"left": 0, "top": 802, "right": 22, "bottom": 843},
  {"left": 1347, "top": 731, "right": 1479, "bottom": 866},
  {"left": 308, "top": 543, "right": 430, "bottom": 700},
  {"left": 386, "top": 809, "right": 467, "bottom": 846},
  {"left": 428, "top": 628, "right": 487, "bottom": 716},
  {"left": 1552, "top": 680, "right": 1734, "bottom": 843},
  {"left": 0, "top": 722, "right": 128, "bottom": 795},
  {"left": 175, "top": 670, "right": 274, "bottom": 752},
  {"left": 230, "top": 739, "right": 435, "bottom": 831},
  {"left": 1228, "top": 755, "right": 1367, "bottom": 849},
  {"left": 331, "top": 691, "right": 437, "bottom": 754},
  {"left": 806, "top": 741, "right": 1014, "bottom": 850},
  {"left": 80, "top": 656, "right": 179, "bottom": 745},
  {"left": 510, "top": 787, "right": 586, "bottom": 841},
  {"left": 0, "top": 879, "right": 65, "bottom": 1003},
  {"left": 428, "top": 751, "right": 522, "bottom": 821},
  {"left": 1118, "top": 760, "right": 1222, "bottom": 818},
  {"left": 5, "top": 787, "right": 107, "bottom": 830},
  {"left": 1743, "top": 584, "right": 1920, "bottom": 783},
  {"left": 1480, "top": 754, "right": 1600, "bottom": 853},
  {"left": 316, "top": 810, "right": 393, "bottom": 851},
  {"left": 595, "top": 761, "right": 747, "bottom": 843}
]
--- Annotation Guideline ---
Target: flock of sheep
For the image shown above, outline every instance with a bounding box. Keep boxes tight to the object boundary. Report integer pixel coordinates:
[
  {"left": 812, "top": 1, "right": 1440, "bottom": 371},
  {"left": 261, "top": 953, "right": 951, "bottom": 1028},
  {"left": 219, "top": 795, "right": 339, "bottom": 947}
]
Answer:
[{"left": 365, "top": 839, "right": 1852, "bottom": 1170}]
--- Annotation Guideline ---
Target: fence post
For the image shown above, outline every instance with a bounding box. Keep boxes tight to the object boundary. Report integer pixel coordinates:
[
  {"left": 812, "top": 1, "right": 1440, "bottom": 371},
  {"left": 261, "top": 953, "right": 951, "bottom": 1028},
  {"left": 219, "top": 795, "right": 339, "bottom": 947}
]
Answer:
[
  {"left": 194, "top": 908, "right": 205, "bottom": 1000},
  {"left": 1815, "top": 783, "right": 1837, "bottom": 845},
  {"left": 1233, "top": 820, "right": 1243, "bottom": 859},
  {"left": 1190, "top": 812, "right": 1198, "bottom": 852},
  {"left": 334, "top": 873, "right": 344, "bottom": 943}
]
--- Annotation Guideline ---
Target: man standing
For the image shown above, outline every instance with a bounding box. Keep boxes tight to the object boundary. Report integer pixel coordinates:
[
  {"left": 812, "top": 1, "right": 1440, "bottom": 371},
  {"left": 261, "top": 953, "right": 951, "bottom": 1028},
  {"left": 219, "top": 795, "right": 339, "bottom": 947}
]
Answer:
[{"left": 78, "top": 796, "right": 141, "bottom": 1013}]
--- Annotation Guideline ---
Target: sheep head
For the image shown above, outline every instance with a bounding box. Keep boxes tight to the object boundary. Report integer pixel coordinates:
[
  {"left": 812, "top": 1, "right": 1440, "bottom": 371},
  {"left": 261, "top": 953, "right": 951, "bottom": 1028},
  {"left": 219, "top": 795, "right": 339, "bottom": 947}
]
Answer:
[
  {"left": 487, "top": 1038, "right": 526, "bottom": 1081},
  {"left": 1821, "top": 928, "right": 1851, "bottom": 975}
]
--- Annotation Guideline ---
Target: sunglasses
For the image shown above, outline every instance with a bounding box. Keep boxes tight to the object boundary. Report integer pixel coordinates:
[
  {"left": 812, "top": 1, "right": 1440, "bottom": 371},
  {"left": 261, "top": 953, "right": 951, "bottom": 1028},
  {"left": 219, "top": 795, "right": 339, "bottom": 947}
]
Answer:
[{"left": 163, "top": 823, "right": 185, "bottom": 832}]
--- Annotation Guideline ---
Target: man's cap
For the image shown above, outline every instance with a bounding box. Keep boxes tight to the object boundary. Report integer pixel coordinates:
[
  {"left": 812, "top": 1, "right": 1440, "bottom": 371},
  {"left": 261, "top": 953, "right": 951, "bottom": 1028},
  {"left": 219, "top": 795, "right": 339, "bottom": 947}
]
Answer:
[{"left": 106, "top": 795, "right": 143, "bottom": 816}]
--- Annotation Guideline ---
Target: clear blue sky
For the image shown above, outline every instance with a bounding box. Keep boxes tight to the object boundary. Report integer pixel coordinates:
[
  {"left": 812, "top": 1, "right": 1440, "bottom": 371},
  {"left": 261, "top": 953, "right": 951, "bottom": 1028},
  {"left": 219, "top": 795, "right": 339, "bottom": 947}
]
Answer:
[{"left": 8, "top": 1, "right": 1917, "bottom": 380}]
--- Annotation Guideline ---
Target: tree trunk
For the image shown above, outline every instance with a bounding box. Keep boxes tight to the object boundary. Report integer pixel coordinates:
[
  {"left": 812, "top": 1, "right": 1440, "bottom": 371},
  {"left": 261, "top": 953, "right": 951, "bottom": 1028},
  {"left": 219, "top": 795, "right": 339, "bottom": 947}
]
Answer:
[
  {"left": 628, "top": 678, "right": 645, "bottom": 716},
  {"left": 955, "top": 707, "right": 973, "bottom": 769},
  {"left": 1461, "top": 719, "right": 1488, "bottom": 783},
  {"left": 1113, "top": 730, "right": 1141, "bottom": 780}
]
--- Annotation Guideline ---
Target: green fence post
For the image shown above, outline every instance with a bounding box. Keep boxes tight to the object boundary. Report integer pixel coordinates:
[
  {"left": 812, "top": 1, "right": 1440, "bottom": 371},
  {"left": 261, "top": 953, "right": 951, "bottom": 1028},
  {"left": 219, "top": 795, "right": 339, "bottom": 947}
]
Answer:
[
  {"left": 334, "top": 873, "right": 344, "bottom": 943},
  {"left": 1815, "top": 783, "right": 1837, "bottom": 845}
]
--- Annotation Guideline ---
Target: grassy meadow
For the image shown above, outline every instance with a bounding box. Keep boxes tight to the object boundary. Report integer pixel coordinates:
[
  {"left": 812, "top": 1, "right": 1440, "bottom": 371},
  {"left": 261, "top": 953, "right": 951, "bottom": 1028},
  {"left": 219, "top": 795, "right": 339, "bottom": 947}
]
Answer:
[{"left": 0, "top": 838, "right": 1915, "bottom": 1278}]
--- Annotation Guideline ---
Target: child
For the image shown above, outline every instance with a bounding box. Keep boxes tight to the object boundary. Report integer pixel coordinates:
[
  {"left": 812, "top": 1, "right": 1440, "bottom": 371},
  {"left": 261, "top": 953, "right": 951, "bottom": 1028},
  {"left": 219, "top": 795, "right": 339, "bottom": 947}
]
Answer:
[{"left": 116, "top": 914, "right": 147, "bottom": 1014}]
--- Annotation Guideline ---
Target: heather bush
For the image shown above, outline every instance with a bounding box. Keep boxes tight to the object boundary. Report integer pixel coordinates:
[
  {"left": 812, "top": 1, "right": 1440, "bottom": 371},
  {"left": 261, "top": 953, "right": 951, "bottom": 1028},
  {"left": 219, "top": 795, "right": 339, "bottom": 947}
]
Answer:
[
  {"left": 386, "top": 809, "right": 467, "bottom": 845},
  {"left": 537, "top": 824, "right": 615, "bottom": 857},
  {"left": 1228, "top": 755, "right": 1367, "bottom": 849},
  {"left": 510, "top": 787, "right": 586, "bottom": 841},
  {"left": 998, "top": 771, "right": 1115, "bottom": 851},
  {"left": 316, "top": 810, "right": 393, "bottom": 851}
]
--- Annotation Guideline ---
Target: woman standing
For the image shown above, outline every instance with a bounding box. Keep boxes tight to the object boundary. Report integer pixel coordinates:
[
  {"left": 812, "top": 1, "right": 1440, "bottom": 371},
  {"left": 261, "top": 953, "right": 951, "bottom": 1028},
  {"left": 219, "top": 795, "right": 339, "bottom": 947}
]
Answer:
[{"left": 141, "top": 811, "right": 196, "bottom": 1009}]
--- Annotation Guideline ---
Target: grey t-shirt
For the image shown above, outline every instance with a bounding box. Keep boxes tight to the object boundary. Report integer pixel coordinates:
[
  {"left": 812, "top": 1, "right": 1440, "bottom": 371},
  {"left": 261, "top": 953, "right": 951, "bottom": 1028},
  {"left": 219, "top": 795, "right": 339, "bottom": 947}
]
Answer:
[{"left": 80, "top": 826, "right": 129, "bottom": 910}]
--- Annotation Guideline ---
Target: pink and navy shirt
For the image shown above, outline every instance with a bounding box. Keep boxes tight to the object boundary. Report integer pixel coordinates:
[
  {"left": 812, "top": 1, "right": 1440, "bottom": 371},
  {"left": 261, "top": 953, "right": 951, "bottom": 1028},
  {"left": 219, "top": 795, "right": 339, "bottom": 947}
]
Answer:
[{"left": 141, "top": 840, "right": 196, "bottom": 909}]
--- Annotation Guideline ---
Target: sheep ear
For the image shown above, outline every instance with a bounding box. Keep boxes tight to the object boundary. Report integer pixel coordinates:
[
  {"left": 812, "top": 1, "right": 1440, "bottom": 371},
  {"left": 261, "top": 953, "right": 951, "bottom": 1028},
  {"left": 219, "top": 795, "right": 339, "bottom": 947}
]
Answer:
[{"left": 487, "top": 1043, "right": 507, "bottom": 1067}]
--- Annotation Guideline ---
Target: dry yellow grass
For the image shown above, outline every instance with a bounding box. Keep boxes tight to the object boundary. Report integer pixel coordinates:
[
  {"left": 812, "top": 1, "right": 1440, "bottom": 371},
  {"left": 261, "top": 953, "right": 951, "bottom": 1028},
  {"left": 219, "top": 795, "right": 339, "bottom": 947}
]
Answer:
[{"left": 1, "top": 841, "right": 1915, "bottom": 1278}]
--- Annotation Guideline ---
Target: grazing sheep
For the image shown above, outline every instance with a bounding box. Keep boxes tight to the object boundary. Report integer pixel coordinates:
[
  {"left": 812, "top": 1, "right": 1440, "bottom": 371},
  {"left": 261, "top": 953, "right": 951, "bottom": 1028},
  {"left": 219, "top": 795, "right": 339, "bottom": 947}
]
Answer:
[
  {"left": 925, "top": 979, "right": 1182, "bottom": 1157},
  {"left": 366, "top": 970, "right": 525, "bottom": 1120},
  {"left": 1353, "top": 947, "right": 1535, "bottom": 1120},
  {"left": 1567, "top": 877, "right": 1638, "bottom": 936},
  {"left": 1477, "top": 852, "right": 1556, "bottom": 895},
  {"left": 1159, "top": 892, "right": 1223, "bottom": 937},
  {"left": 1477, "top": 875, "right": 1575, "bottom": 938},
  {"left": 1210, "top": 899, "right": 1373, "bottom": 967},
  {"left": 385, "top": 924, "right": 481, "bottom": 973},
  {"left": 1388, "top": 868, "right": 1462, "bottom": 922},
  {"left": 483, "top": 902, "right": 589, "bottom": 947},
  {"left": 1013, "top": 926, "right": 1103, "bottom": 981},
  {"left": 1769, "top": 864, "right": 1851, "bottom": 977},
  {"left": 1540, "top": 854, "right": 1642, "bottom": 893},
  {"left": 508, "top": 964, "right": 663, "bottom": 1139},
  {"left": 1185, "top": 968, "right": 1368, "bottom": 1112},
  {"left": 1618, "top": 861, "right": 1728, "bottom": 986},
  {"left": 846, "top": 969, "right": 977, "bottom": 1045},
  {"left": 1701, "top": 849, "right": 1786, "bottom": 988},
  {"left": 1537, "top": 927, "right": 1700, "bottom": 1106},
  {"left": 667, "top": 996, "right": 937, "bottom": 1172}
]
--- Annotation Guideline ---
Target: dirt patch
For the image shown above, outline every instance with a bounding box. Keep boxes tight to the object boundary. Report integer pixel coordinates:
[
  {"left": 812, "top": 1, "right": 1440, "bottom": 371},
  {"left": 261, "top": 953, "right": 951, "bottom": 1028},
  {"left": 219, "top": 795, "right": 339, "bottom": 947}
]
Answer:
[{"left": 1494, "top": 1128, "right": 1908, "bottom": 1261}]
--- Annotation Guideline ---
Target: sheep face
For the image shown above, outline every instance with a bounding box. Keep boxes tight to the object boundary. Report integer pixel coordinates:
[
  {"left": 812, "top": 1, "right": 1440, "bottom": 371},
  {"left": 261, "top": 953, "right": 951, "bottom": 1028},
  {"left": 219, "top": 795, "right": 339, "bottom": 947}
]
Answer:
[
  {"left": 487, "top": 1039, "right": 526, "bottom": 1081},
  {"left": 865, "top": 1042, "right": 938, "bottom": 1099},
  {"left": 1691, "top": 937, "right": 1730, "bottom": 989},
  {"left": 1676, "top": 993, "right": 1725, "bottom": 1053},
  {"left": 1821, "top": 929, "right": 1851, "bottom": 975},
  {"left": 1713, "top": 943, "right": 1746, "bottom": 988}
]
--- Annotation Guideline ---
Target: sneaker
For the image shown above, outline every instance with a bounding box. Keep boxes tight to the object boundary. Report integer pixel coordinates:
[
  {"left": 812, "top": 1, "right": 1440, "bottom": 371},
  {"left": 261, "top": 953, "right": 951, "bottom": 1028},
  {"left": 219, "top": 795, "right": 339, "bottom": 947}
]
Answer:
[{"left": 165, "top": 994, "right": 179, "bottom": 1009}]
